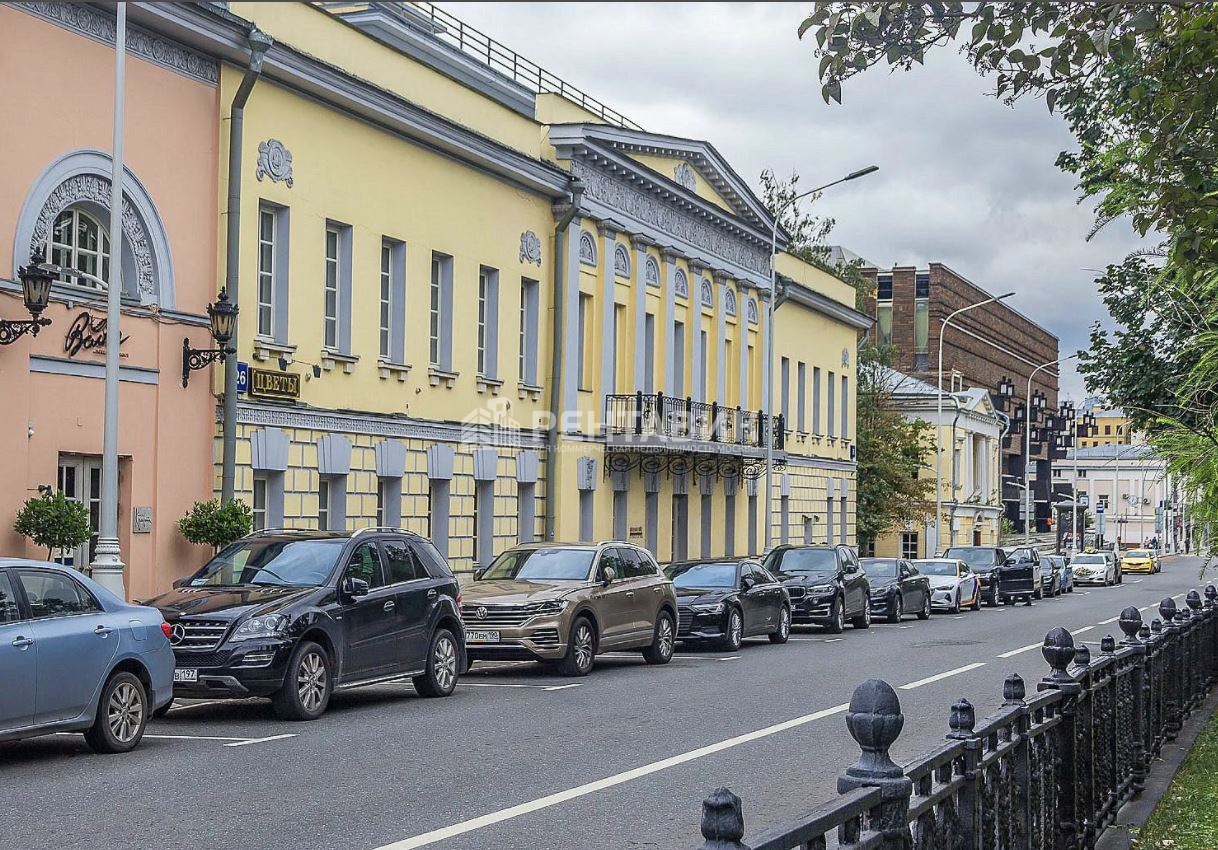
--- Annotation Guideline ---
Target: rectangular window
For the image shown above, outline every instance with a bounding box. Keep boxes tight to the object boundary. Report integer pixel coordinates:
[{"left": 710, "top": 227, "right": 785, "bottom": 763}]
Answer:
[
  {"left": 746, "top": 344, "right": 755, "bottom": 408},
  {"left": 914, "top": 299, "right": 930, "bottom": 354},
  {"left": 697, "top": 329, "right": 708, "bottom": 401},
  {"left": 615, "top": 305, "right": 628, "bottom": 394},
  {"left": 901, "top": 532, "right": 919, "bottom": 560},
  {"left": 812, "top": 367, "right": 822, "bottom": 434},
  {"left": 915, "top": 272, "right": 931, "bottom": 298},
  {"left": 780, "top": 357, "right": 790, "bottom": 425},
  {"left": 877, "top": 302, "right": 893, "bottom": 346},
  {"left": 645, "top": 314, "right": 657, "bottom": 395},
  {"left": 257, "top": 208, "right": 276, "bottom": 338},
  {"left": 877, "top": 273, "right": 893, "bottom": 300},
  {"left": 318, "top": 479, "right": 331, "bottom": 531},
  {"left": 673, "top": 321, "right": 686, "bottom": 397},
  {"left": 324, "top": 226, "right": 340, "bottom": 350},
  {"left": 841, "top": 375, "right": 849, "bottom": 439},
  {"left": 725, "top": 339, "right": 736, "bottom": 405},
  {"left": 379, "top": 242, "right": 392, "bottom": 359},
  {"left": 827, "top": 370, "right": 836, "bottom": 437},
  {"left": 252, "top": 476, "right": 267, "bottom": 530},
  {"left": 580, "top": 293, "right": 592, "bottom": 389},
  {"left": 796, "top": 362, "right": 807, "bottom": 432},
  {"left": 376, "top": 478, "right": 401, "bottom": 527},
  {"left": 519, "top": 277, "right": 539, "bottom": 386},
  {"left": 429, "top": 252, "right": 453, "bottom": 370},
  {"left": 477, "top": 266, "right": 499, "bottom": 379}
]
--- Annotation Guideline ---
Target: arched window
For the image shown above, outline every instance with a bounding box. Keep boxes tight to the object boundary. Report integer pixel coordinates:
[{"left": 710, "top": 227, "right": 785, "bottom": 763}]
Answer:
[
  {"left": 700, "top": 278, "right": 714, "bottom": 308},
  {"left": 614, "top": 244, "right": 631, "bottom": 278},
  {"left": 578, "top": 230, "right": 597, "bottom": 266},
  {"left": 49, "top": 208, "right": 110, "bottom": 289},
  {"left": 747, "top": 297, "right": 759, "bottom": 324},
  {"left": 674, "top": 269, "right": 689, "bottom": 299},
  {"left": 724, "top": 288, "right": 738, "bottom": 317},
  {"left": 644, "top": 256, "right": 660, "bottom": 288}
]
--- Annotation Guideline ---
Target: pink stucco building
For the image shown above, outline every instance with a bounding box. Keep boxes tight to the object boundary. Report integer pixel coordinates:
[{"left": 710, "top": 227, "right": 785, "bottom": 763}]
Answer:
[{"left": 0, "top": 4, "right": 221, "bottom": 599}]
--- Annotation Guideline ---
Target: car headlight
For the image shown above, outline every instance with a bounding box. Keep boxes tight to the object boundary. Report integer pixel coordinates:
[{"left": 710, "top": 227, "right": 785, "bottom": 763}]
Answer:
[
  {"left": 809, "top": 585, "right": 833, "bottom": 594},
  {"left": 230, "top": 614, "right": 288, "bottom": 642},
  {"left": 691, "top": 602, "right": 725, "bottom": 614},
  {"left": 530, "top": 599, "right": 569, "bottom": 615}
]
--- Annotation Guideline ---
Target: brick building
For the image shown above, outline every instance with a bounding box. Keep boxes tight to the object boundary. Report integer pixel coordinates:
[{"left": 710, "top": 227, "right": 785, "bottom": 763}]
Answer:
[{"left": 857, "top": 260, "right": 1062, "bottom": 533}]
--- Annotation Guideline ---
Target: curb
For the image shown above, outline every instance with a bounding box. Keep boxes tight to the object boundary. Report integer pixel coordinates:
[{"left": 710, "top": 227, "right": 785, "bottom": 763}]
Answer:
[{"left": 1096, "top": 688, "right": 1218, "bottom": 850}]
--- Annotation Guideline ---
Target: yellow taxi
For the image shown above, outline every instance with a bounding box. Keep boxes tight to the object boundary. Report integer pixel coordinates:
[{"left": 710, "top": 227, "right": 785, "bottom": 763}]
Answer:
[{"left": 1120, "top": 548, "right": 1158, "bottom": 574}]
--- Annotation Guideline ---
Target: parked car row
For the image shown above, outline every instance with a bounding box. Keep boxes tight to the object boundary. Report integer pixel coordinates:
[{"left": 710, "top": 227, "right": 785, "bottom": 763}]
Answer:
[{"left": 0, "top": 533, "right": 1174, "bottom": 756}]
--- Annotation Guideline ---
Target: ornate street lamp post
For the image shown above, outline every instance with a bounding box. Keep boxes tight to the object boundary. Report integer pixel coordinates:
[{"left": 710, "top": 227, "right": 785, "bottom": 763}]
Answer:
[
  {"left": 182, "top": 289, "right": 238, "bottom": 387},
  {"left": 2, "top": 249, "right": 56, "bottom": 346}
]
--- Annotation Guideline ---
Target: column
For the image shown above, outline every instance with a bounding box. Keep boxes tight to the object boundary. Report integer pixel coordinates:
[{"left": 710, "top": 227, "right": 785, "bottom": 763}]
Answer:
[
  {"left": 715, "top": 271, "right": 729, "bottom": 403},
  {"left": 738, "top": 284, "right": 751, "bottom": 410},
  {"left": 561, "top": 223, "right": 582, "bottom": 427},
  {"left": 662, "top": 248, "right": 680, "bottom": 396},
  {"left": 689, "top": 259, "right": 709, "bottom": 404},
  {"left": 598, "top": 221, "right": 618, "bottom": 413},
  {"left": 632, "top": 233, "right": 655, "bottom": 392}
]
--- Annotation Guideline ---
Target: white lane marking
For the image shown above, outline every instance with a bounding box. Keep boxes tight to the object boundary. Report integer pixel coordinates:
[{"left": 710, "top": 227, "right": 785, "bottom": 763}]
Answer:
[
  {"left": 460, "top": 682, "right": 580, "bottom": 691},
  {"left": 899, "top": 662, "right": 987, "bottom": 690},
  {"left": 716, "top": 656, "right": 741, "bottom": 662},
  {"left": 470, "top": 661, "right": 538, "bottom": 672},
  {"left": 824, "top": 638, "right": 844, "bottom": 643},
  {"left": 1098, "top": 615, "right": 1121, "bottom": 625},
  {"left": 372, "top": 701, "right": 851, "bottom": 850},
  {"left": 165, "top": 700, "right": 226, "bottom": 714},
  {"left": 898, "top": 625, "right": 914, "bottom": 630},
  {"left": 1072, "top": 626, "right": 1095, "bottom": 637},
  {"left": 997, "top": 641, "right": 1043, "bottom": 659},
  {"left": 54, "top": 731, "right": 249, "bottom": 743},
  {"left": 542, "top": 684, "right": 583, "bottom": 692},
  {"left": 952, "top": 616, "right": 965, "bottom": 620},
  {"left": 223, "top": 734, "right": 296, "bottom": 748},
  {"left": 1131, "top": 579, "right": 1144, "bottom": 584}
]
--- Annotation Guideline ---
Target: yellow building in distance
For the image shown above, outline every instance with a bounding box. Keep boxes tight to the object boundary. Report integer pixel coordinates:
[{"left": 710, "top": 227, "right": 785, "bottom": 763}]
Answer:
[
  {"left": 1077, "top": 399, "right": 1135, "bottom": 448},
  {"left": 163, "top": 1, "right": 871, "bottom": 575}
]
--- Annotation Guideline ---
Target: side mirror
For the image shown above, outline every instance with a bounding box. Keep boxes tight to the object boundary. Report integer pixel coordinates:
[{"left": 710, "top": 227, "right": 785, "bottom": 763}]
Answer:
[
  {"left": 600, "top": 566, "right": 617, "bottom": 586},
  {"left": 740, "top": 575, "right": 756, "bottom": 591},
  {"left": 1003, "top": 558, "right": 1016, "bottom": 567},
  {"left": 341, "top": 576, "right": 370, "bottom": 599},
  {"left": 473, "top": 567, "right": 487, "bottom": 581}
]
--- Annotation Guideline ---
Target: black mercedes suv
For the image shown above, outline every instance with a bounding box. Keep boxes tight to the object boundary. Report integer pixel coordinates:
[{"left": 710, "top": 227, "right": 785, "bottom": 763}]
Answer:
[
  {"left": 761, "top": 545, "right": 871, "bottom": 633},
  {"left": 145, "top": 529, "right": 465, "bottom": 720}
]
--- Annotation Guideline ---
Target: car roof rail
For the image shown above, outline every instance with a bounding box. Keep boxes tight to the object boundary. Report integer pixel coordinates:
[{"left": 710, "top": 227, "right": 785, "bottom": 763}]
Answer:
[{"left": 351, "top": 526, "right": 419, "bottom": 538}]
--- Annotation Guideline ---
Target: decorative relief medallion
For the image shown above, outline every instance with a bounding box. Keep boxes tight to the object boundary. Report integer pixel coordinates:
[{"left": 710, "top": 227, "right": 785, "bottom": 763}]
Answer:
[
  {"left": 572, "top": 160, "right": 769, "bottom": 276},
  {"left": 578, "top": 230, "right": 597, "bottom": 265},
  {"left": 724, "top": 288, "right": 738, "bottom": 316},
  {"left": 674, "top": 161, "right": 697, "bottom": 191},
  {"left": 842, "top": 347, "right": 851, "bottom": 368},
  {"left": 519, "top": 230, "right": 542, "bottom": 266},
  {"left": 29, "top": 174, "right": 155, "bottom": 296},
  {"left": 613, "top": 244, "right": 631, "bottom": 278},
  {"left": 700, "top": 278, "right": 714, "bottom": 307},
  {"left": 674, "top": 268, "right": 689, "bottom": 298},
  {"left": 256, "top": 140, "right": 294, "bottom": 187},
  {"left": 747, "top": 297, "right": 760, "bottom": 324},
  {"left": 644, "top": 256, "right": 660, "bottom": 287}
]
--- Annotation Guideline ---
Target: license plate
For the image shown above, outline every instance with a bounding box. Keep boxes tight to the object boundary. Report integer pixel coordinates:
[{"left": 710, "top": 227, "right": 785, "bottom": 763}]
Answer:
[
  {"left": 465, "top": 629, "right": 500, "bottom": 644},
  {"left": 173, "top": 668, "right": 199, "bottom": 683}
]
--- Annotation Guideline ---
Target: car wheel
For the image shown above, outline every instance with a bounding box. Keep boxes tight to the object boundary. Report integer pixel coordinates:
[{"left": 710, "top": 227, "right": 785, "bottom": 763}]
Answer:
[
  {"left": 84, "top": 671, "right": 148, "bottom": 754},
  {"left": 151, "top": 699, "right": 174, "bottom": 719},
  {"left": 557, "top": 616, "right": 597, "bottom": 676},
  {"left": 718, "top": 607, "right": 744, "bottom": 652},
  {"left": 642, "top": 611, "right": 676, "bottom": 665},
  {"left": 769, "top": 606, "right": 791, "bottom": 644},
  {"left": 413, "top": 627, "right": 460, "bottom": 698},
  {"left": 851, "top": 597, "right": 871, "bottom": 630},
  {"left": 984, "top": 590, "right": 997, "bottom": 608},
  {"left": 917, "top": 592, "right": 931, "bottom": 620},
  {"left": 826, "top": 597, "right": 845, "bottom": 634},
  {"left": 271, "top": 640, "right": 331, "bottom": 721},
  {"left": 888, "top": 595, "right": 903, "bottom": 625}
]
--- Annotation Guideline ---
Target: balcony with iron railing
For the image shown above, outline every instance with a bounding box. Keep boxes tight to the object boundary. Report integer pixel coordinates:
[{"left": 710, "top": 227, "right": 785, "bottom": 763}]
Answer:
[{"left": 604, "top": 393, "right": 784, "bottom": 457}]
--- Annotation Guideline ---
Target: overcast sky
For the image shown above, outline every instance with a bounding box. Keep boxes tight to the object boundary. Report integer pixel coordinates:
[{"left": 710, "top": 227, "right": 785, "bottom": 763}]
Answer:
[{"left": 442, "top": 2, "right": 1145, "bottom": 399}]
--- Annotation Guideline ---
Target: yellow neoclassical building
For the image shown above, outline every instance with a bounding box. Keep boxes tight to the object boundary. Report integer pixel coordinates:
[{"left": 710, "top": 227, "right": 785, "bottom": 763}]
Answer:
[{"left": 151, "top": 1, "right": 870, "bottom": 576}]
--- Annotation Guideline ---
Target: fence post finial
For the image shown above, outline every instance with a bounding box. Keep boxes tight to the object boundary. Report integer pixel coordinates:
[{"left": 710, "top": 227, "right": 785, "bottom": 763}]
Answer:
[
  {"left": 1205, "top": 585, "right": 1217, "bottom": 608},
  {"left": 948, "top": 698, "right": 975, "bottom": 740},
  {"left": 1003, "top": 673, "right": 1026, "bottom": 706},
  {"left": 1101, "top": 635, "right": 1116, "bottom": 655},
  {"left": 1151, "top": 618, "right": 1163, "bottom": 636},
  {"left": 1073, "top": 643, "right": 1092, "bottom": 669},
  {"left": 1187, "top": 590, "right": 1202, "bottom": 612},
  {"left": 698, "top": 788, "right": 749, "bottom": 850},
  {"left": 1159, "top": 597, "right": 1178, "bottom": 625},
  {"left": 1040, "top": 627, "right": 1077, "bottom": 689},
  {"left": 839, "top": 680, "right": 913, "bottom": 850},
  {"left": 1120, "top": 606, "right": 1143, "bottom": 645}
]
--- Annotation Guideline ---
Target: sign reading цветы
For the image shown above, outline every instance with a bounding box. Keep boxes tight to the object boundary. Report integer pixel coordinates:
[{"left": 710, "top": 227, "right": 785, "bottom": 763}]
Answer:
[{"left": 248, "top": 367, "right": 300, "bottom": 400}]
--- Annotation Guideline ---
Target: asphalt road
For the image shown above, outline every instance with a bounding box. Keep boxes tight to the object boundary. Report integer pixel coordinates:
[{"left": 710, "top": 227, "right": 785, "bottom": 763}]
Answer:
[{"left": 1, "top": 556, "right": 1212, "bottom": 850}]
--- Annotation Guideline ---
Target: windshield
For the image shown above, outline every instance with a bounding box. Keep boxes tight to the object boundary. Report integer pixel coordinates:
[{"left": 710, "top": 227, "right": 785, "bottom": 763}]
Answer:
[
  {"left": 913, "top": 560, "right": 960, "bottom": 577},
  {"left": 944, "top": 547, "right": 996, "bottom": 568},
  {"left": 861, "top": 559, "right": 898, "bottom": 578},
  {"left": 666, "top": 562, "right": 737, "bottom": 588},
  {"left": 764, "top": 548, "right": 838, "bottom": 576},
  {"left": 189, "top": 538, "right": 345, "bottom": 588},
  {"left": 1127, "top": 550, "right": 1151, "bottom": 557},
  {"left": 1072, "top": 554, "right": 1105, "bottom": 564},
  {"left": 481, "top": 548, "right": 595, "bottom": 582}
]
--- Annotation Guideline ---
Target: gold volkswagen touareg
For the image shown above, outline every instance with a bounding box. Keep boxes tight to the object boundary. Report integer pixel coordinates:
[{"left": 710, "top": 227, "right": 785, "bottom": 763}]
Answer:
[{"left": 460, "top": 542, "right": 678, "bottom": 676}]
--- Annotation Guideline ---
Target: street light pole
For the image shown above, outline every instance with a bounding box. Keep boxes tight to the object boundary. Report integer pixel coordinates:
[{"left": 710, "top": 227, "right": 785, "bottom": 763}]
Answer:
[
  {"left": 1023, "top": 353, "right": 1077, "bottom": 547},
  {"left": 934, "top": 292, "right": 1014, "bottom": 555},
  {"left": 91, "top": 2, "right": 127, "bottom": 597},
  {"left": 763, "top": 165, "right": 877, "bottom": 552}
]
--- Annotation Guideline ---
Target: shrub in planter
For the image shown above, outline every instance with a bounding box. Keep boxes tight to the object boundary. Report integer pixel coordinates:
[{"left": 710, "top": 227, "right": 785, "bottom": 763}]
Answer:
[
  {"left": 14, "top": 491, "right": 92, "bottom": 560},
  {"left": 178, "top": 499, "right": 253, "bottom": 553}
]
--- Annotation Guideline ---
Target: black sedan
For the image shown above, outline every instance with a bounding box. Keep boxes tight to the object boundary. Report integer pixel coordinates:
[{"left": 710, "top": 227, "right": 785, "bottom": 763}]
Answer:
[
  {"left": 861, "top": 558, "right": 932, "bottom": 623},
  {"left": 664, "top": 559, "right": 791, "bottom": 650}
]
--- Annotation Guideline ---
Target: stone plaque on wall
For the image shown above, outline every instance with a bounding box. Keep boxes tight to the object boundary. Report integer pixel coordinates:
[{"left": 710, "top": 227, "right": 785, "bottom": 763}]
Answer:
[{"left": 132, "top": 506, "right": 153, "bottom": 534}]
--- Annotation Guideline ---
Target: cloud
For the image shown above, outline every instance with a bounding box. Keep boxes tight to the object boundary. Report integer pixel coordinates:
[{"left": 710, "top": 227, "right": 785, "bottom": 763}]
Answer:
[{"left": 442, "top": 2, "right": 1146, "bottom": 397}]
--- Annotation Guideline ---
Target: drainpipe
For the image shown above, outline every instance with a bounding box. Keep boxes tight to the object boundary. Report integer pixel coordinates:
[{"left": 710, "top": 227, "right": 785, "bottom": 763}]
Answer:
[
  {"left": 220, "top": 29, "right": 274, "bottom": 505},
  {"left": 947, "top": 393, "right": 963, "bottom": 551},
  {"left": 543, "top": 177, "right": 585, "bottom": 541}
]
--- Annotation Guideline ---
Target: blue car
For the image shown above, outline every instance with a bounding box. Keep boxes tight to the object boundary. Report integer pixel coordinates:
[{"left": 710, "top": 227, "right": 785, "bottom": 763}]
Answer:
[
  {"left": 0, "top": 559, "right": 174, "bottom": 753},
  {"left": 1052, "top": 555, "right": 1074, "bottom": 593}
]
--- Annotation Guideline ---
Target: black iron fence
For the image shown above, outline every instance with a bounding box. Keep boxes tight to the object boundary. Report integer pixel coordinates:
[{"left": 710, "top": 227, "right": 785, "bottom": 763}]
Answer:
[
  {"left": 695, "top": 586, "right": 1218, "bottom": 850},
  {"left": 604, "top": 392, "right": 785, "bottom": 451}
]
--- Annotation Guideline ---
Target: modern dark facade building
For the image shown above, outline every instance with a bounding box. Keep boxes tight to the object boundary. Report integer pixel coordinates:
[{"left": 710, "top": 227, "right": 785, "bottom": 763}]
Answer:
[{"left": 856, "top": 260, "right": 1064, "bottom": 533}]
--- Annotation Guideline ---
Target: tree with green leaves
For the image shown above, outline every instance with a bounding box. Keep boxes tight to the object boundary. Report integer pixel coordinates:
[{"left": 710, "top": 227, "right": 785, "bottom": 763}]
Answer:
[
  {"left": 762, "top": 171, "right": 934, "bottom": 550},
  {"left": 800, "top": 1, "right": 1218, "bottom": 556},
  {"left": 14, "top": 491, "right": 91, "bottom": 560},
  {"left": 179, "top": 498, "right": 253, "bottom": 553}
]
